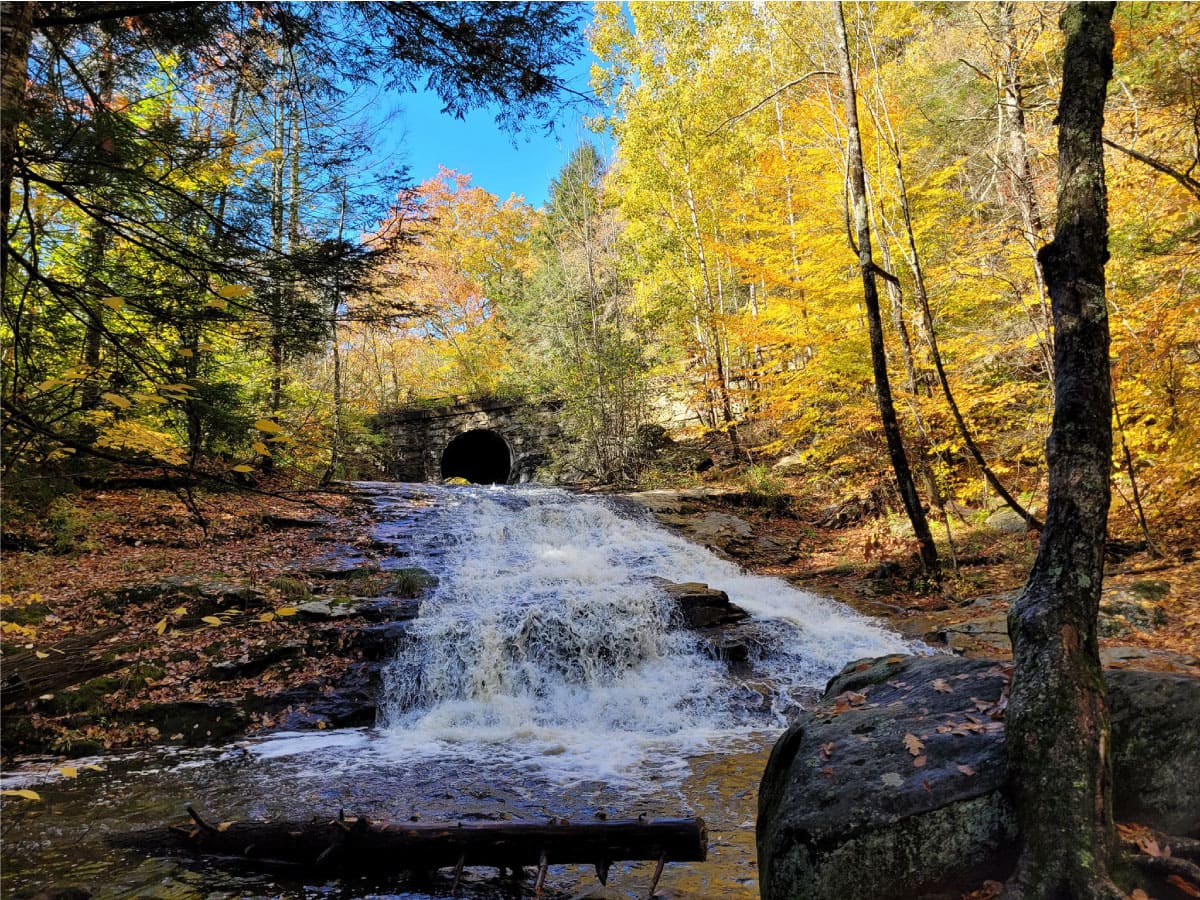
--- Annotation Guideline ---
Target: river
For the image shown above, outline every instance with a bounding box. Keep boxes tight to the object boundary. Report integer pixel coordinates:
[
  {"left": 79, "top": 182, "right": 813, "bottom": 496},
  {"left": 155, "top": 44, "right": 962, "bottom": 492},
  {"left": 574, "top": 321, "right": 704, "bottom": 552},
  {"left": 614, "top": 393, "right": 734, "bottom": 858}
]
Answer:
[{"left": 2, "top": 483, "right": 915, "bottom": 899}]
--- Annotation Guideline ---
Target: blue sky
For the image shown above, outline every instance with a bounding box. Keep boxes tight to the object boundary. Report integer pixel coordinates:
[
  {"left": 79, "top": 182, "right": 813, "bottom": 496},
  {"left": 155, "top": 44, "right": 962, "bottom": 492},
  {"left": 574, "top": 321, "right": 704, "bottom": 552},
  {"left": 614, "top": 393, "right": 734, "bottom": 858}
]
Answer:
[{"left": 379, "top": 45, "right": 612, "bottom": 210}]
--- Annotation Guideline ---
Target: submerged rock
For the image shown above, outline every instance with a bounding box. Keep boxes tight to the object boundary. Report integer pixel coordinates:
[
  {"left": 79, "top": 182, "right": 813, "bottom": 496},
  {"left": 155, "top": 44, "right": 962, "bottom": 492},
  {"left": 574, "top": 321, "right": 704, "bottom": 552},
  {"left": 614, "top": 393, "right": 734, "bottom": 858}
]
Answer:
[
  {"left": 695, "top": 622, "right": 776, "bottom": 668},
  {"left": 757, "top": 654, "right": 1200, "bottom": 900}
]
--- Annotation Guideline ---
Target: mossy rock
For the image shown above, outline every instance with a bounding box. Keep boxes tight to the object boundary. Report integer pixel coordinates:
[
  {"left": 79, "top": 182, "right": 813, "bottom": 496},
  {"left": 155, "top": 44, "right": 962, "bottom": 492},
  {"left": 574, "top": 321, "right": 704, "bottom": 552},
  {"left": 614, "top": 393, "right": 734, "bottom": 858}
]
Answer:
[
  {"left": 758, "top": 655, "right": 1200, "bottom": 900},
  {"left": 1099, "top": 597, "right": 1168, "bottom": 636},
  {"left": 50, "top": 662, "right": 164, "bottom": 715},
  {"left": 268, "top": 575, "right": 312, "bottom": 602},
  {"left": 385, "top": 568, "right": 437, "bottom": 599},
  {"left": 343, "top": 568, "right": 436, "bottom": 600},
  {"left": 117, "top": 699, "right": 247, "bottom": 745}
]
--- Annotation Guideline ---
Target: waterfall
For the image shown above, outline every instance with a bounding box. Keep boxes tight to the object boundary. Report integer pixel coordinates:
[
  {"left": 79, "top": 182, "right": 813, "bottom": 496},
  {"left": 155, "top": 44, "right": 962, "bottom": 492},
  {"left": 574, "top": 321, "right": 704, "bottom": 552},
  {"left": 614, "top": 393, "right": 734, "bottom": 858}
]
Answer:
[{"left": 367, "top": 483, "right": 913, "bottom": 782}]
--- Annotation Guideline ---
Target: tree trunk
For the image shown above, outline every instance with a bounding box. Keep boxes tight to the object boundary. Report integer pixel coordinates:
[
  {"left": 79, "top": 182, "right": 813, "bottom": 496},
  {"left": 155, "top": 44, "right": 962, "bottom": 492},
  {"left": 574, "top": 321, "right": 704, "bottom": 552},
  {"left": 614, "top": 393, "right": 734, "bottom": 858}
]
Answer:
[
  {"left": 680, "top": 160, "right": 742, "bottom": 458},
  {"left": 81, "top": 42, "right": 116, "bottom": 411},
  {"left": 325, "top": 184, "right": 348, "bottom": 486},
  {"left": 833, "top": 2, "right": 939, "bottom": 574},
  {"left": 869, "top": 198, "right": 919, "bottom": 396},
  {"left": 0, "top": 1, "right": 33, "bottom": 293},
  {"left": 893, "top": 159, "right": 1042, "bottom": 531},
  {"left": 269, "top": 70, "right": 287, "bottom": 416},
  {"left": 1004, "top": 5, "right": 1119, "bottom": 898}
]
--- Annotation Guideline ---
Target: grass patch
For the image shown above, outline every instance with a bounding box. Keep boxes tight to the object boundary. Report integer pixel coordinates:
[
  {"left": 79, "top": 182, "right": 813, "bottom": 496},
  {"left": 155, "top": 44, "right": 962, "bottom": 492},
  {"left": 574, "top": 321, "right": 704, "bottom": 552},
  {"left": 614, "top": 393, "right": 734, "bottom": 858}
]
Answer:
[
  {"left": 268, "top": 575, "right": 312, "bottom": 601},
  {"left": 346, "top": 568, "right": 437, "bottom": 599}
]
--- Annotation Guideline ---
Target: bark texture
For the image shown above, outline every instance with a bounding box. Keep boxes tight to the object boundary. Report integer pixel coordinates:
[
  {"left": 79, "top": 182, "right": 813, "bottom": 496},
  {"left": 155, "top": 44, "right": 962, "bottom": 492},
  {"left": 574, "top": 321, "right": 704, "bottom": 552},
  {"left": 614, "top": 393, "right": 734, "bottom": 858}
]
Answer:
[
  {"left": 1004, "top": 4, "right": 1119, "bottom": 898},
  {"left": 833, "top": 2, "right": 938, "bottom": 573}
]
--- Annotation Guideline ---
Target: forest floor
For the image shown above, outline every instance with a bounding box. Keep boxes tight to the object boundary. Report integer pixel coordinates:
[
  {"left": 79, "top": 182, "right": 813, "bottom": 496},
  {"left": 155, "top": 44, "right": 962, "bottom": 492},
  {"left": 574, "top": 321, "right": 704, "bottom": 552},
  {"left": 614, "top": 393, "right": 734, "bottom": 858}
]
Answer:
[
  {"left": 0, "top": 477, "right": 382, "bottom": 758},
  {"left": 1, "top": 467, "right": 1197, "bottom": 761}
]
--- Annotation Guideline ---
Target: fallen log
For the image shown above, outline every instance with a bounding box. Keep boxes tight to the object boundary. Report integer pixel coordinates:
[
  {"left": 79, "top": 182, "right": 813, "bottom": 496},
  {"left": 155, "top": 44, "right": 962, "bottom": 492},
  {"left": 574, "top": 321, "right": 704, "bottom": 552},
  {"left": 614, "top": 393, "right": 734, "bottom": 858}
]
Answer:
[
  {"left": 1, "top": 625, "right": 124, "bottom": 708},
  {"left": 115, "top": 807, "right": 706, "bottom": 879}
]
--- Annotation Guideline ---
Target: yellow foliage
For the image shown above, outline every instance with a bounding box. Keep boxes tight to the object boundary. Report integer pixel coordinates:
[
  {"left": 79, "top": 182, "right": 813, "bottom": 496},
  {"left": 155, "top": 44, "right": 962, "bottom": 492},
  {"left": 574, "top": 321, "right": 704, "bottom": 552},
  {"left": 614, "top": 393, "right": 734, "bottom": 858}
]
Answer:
[{"left": 94, "top": 421, "right": 187, "bottom": 466}]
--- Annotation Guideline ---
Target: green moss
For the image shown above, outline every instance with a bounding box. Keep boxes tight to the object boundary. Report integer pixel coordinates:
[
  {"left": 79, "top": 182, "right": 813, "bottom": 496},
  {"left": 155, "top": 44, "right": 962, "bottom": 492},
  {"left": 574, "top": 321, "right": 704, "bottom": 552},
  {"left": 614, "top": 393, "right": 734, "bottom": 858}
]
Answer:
[
  {"left": 268, "top": 575, "right": 312, "bottom": 601},
  {"left": 58, "top": 675, "right": 124, "bottom": 714},
  {"left": 133, "top": 662, "right": 166, "bottom": 682},
  {"left": 45, "top": 496, "right": 101, "bottom": 555},
  {"left": 1129, "top": 579, "right": 1169, "bottom": 602},
  {"left": 51, "top": 733, "right": 107, "bottom": 756},
  {"left": 386, "top": 568, "right": 437, "bottom": 598},
  {"left": 347, "top": 568, "right": 436, "bottom": 599},
  {"left": 2, "top": 602, "right": 52, "bottom": 625}
]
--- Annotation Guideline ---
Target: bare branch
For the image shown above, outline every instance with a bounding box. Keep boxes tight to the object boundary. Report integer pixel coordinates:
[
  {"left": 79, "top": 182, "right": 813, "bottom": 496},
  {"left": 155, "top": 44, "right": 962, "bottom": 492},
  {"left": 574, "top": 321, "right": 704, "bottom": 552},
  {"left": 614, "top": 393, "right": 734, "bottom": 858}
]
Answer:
[
  {"left": 707, "top": 70, "right": 834, "bottom": 136},
  {"left": 1104, "top": 138, "right": 1200, "bottom": 203},
  {"left": 33, "top": 3, "right": 197, "bottom": 29}
]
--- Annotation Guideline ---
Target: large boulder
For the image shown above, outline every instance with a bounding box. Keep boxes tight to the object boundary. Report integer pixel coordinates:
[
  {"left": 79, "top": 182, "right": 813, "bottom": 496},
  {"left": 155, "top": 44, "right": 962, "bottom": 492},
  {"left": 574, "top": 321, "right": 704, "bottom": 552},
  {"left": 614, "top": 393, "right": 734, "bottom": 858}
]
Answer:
[
  {"left": 983, "top": 507, "right": 1035, "bottom": 534},
  {"left": 757, "top": 654, "right": 1200, "bottom": 900}
]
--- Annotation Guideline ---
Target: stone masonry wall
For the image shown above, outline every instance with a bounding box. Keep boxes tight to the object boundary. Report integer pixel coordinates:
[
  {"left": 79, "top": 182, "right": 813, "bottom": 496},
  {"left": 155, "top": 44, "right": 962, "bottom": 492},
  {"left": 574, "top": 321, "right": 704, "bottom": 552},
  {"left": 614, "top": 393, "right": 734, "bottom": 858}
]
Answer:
[{"left": 376, "top": 398, "right": 564, "bottom": 484}]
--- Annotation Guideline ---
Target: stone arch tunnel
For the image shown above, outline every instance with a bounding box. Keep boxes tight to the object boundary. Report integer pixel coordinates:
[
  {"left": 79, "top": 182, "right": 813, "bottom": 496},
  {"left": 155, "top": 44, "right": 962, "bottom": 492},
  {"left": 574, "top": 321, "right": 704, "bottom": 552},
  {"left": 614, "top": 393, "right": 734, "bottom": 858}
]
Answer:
[
  {"left": 375, "top": 397, "right": 564, "bottom": 484},
  {"left": 439, "top": 428, "right": 512, "bottom": 484}
]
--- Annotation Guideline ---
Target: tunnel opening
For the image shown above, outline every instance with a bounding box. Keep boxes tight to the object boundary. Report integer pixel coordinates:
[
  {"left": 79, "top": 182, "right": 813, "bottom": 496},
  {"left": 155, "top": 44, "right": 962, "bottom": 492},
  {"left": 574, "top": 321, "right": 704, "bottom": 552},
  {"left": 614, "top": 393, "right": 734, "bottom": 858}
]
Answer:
[{"left": 440, "top": 429, "right": 512, "bottom": 484}]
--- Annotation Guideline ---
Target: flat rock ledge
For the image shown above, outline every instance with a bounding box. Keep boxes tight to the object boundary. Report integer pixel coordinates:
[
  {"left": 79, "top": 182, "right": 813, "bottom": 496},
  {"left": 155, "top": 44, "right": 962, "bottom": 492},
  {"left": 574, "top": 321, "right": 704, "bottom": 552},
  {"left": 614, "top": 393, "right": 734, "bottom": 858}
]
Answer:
[{"left": 757, "top": 654, "right": 1200, "bottom": 900}]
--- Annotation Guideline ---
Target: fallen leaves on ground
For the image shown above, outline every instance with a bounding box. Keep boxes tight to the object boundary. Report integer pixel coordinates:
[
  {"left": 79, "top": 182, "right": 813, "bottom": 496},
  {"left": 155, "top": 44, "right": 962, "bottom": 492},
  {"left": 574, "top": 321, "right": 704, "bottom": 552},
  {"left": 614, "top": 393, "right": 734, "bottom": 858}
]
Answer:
[
  {"left": 1, "top": 789, "right": 42, "bottom": 801},
  {"left": 1, "top": 477, "right": 369, "bottom": 754}
]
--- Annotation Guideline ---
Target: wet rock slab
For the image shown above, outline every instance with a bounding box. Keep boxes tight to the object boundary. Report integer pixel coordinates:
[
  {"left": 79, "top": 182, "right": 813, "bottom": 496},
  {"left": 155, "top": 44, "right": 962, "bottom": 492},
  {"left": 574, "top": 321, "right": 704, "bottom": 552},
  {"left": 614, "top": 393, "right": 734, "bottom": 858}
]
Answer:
[
  {"left": 102, "top": 577, "right": 266, "bottom": 612},
  {"left": 658, "top": 581, "right": 750, "bottom": 628},
  {"left": 300, "top": 552, "right": 381, "bottom": 580},
  {"left": 620, "top": 489, "right": 800, "bottom": 566},
  {"left": 757, "top": 654, "right": 1200, "bottom": 900}
]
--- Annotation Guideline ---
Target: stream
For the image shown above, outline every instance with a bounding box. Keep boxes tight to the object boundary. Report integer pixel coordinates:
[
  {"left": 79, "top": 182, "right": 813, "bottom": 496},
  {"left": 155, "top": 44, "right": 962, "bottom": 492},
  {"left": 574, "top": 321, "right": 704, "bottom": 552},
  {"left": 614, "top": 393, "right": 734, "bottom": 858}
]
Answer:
[{"left": 2, "top": 483, "right": 916, "bottom": 899}]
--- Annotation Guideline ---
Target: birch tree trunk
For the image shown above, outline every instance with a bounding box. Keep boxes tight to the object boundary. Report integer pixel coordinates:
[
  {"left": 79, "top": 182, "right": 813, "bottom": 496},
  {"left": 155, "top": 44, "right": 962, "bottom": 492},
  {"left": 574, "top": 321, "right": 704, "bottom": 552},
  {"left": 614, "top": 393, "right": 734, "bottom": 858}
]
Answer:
[{"left": 999, "top": 1, "right": 1055, "bottom": 382}]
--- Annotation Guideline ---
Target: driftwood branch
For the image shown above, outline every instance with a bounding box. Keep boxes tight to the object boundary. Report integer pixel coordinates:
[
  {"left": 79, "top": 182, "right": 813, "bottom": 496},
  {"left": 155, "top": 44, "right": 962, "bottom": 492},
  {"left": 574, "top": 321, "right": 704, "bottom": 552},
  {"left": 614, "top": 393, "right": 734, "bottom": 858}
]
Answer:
[{"left": 115, "top": 811, "right": 707, "bottom": 878}]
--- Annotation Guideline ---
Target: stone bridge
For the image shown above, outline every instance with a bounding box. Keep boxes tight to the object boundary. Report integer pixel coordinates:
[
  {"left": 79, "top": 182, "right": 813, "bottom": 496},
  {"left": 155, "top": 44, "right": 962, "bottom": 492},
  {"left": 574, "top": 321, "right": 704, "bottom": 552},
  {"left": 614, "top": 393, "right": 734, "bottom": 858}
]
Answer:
[{"left": 375, "top": 397, "right": 564, "bottom": 484}]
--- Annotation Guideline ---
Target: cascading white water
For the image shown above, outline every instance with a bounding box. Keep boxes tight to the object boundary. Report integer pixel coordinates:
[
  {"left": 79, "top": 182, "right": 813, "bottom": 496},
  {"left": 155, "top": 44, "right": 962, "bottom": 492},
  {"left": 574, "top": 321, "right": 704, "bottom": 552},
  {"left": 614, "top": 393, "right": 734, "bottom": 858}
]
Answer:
[{"left": 367, "top": 482, "right": 914, "bottom": 784}]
